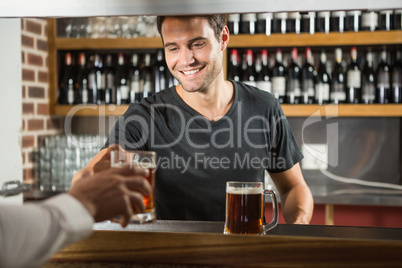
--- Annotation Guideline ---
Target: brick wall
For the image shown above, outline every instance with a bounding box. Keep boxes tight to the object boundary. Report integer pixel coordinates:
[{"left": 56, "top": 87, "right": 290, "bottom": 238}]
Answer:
[{"left": 21, "top": 18, "right": 64, "bottom": 183}]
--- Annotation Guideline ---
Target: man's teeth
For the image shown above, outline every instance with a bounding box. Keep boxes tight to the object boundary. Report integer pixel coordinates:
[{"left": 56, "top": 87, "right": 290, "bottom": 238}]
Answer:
[{"left": 182, "top": 69, "right": 200, "bottom": 75}]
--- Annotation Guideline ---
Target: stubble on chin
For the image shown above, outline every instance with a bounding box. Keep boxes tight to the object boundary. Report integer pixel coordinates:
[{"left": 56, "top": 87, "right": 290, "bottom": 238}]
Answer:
[{"left": 175, "top": 61, "right": 223, "bottom": 94}]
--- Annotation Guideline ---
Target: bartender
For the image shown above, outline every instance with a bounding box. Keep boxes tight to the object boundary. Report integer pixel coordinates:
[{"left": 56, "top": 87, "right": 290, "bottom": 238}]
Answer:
[{"left": 73, "top": 14, "right": 314, "bottom": 224}]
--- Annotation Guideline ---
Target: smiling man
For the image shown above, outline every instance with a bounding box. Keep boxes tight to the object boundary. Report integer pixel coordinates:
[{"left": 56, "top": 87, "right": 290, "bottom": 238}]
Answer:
[{"left": 74, "top": 15, "right": 313, "bottom": 224}]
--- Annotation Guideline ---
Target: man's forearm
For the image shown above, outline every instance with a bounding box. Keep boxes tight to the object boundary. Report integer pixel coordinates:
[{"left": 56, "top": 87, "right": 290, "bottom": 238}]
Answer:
[{"left": 281, "top": 183, "right": 314, "bottom": 224}]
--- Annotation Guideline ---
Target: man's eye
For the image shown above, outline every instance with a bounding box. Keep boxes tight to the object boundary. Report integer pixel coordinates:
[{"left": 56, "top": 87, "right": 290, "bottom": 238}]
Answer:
[
  {"left": 168, "top": 47, "right": 178, "bottom": 53},
  {"left": 192, "top": 42, "right": 205, "bottom": 48}
]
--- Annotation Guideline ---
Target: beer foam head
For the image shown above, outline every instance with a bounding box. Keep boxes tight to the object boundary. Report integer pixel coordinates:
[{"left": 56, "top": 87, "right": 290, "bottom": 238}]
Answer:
[{"left": 226, "top": 186, "right": 262, "bottom": 195}]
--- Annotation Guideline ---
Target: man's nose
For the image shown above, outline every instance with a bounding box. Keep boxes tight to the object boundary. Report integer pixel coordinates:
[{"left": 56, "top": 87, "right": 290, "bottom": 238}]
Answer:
[{"left": 178, "top": 48, "right": 195, "bottom": 66}]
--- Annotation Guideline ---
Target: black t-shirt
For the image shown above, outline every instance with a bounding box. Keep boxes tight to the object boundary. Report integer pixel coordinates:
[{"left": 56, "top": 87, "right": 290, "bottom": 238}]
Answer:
[{"left": 105, "top": 81, "right": 303, "bottom": 221}]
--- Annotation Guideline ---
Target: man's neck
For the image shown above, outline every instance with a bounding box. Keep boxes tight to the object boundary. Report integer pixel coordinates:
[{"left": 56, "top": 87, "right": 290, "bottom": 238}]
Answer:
[{"left": 176, "top": 76, "right": 234, "bottom": 122}]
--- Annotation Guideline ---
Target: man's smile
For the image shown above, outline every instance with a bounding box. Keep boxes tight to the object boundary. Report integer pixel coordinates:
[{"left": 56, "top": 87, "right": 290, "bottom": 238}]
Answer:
[{"left": 179, "top": 66, "right": 206, "bottom": 76}]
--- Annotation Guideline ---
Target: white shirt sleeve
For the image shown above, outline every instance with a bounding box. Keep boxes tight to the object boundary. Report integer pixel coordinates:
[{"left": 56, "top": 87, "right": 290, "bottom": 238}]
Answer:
[{"left": 0, "top": 193, "right": 94, "bottom": 268}]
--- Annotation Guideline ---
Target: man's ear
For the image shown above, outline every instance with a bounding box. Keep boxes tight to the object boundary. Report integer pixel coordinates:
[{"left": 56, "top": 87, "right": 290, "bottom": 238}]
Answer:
[{"left": 220, "top": 26, "right": 230, "bottom": 51}]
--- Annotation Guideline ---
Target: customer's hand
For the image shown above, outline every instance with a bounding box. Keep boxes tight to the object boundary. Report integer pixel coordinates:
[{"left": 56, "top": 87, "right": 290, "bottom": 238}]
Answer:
[
  {"left": 71, "top": 144, "right": 126, "bottom": 185},
  {"left": 92, "top": 144, "right": 126, "bottom": 173},
  {"left": 68, "top": 164, "right": 152, "bottom": 227}
]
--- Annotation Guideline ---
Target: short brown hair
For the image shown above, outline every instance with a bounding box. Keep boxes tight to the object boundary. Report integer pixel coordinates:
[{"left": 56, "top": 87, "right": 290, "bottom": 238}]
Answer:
[{"left": 156, "top": 15, "right": 226, "bottom": 42}]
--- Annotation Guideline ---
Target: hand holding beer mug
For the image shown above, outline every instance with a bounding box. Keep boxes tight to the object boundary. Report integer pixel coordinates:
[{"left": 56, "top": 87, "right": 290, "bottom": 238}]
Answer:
[
  {"left": 110, "top": 149, "right": 156, "bottom": 223},
  {"left": 224, "top": 181, "right": 278, "bottom": 235}
]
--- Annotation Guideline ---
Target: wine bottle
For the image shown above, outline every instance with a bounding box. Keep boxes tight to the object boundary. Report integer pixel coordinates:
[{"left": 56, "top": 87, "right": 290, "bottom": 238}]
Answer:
[
  {"left": 315, "top": 50, "right": 330, "bottom": 105},
  {"left": 330, "top": 48, "right": 346, "bottom": 104},
  {"left": 141, "top": 53, "right": 155, "bottom": 98},
  {"left": 331, "top": 11, "right": 346, "bottom": 33},
  {"left": 129, "top": 53, "right": 141, "bottom": 103},
  {"left": 301, "top": 47, "right": 315, "bottom": 104},
  {"left": 75, "top": 52, "right": 89, "bottom": 104},
  {"left": 271, "top": 49, "right": 286, "bottom": 103},
  {"left": 256, "top": 49, "right": 272, "bottom": 94},
  {"left": 272, "top": 12, "right": 287, "bottom": 34},
  {"left": 286, "top": 47, "right": 301, "bottom": 104},
  {"left": 154, "top": 50, "right": 167, "bottom": 94},
  {"left": 345, "top": 11, "right": 361, "bottom": 32},
  {"left": 104, "top": 54, "right": 115, "bottom": 104},
  {"left": 361, "top": 50, "right": 376, "bottom": 104},
  {"left": 287, "top": 12, "right": 301, "bottom": 34},
  {"left": 301, "top": 12, "right": 315, "bottom": 35},
  {"left": 241, "top": 49, "right": 257, "bottom": 87},
  {"left": 346, "top": 47, "right": 361, "bottom": 104},
  {"left": 256, "top": 13, "right": 273, "bottom": 36},
  {"left": 227, "top": 49, "right": 242, "bottom": 82},
  {"left": 240, "top": 13, "right": 257, "bottom": 35},
  {"left": 394, "top": 10, "right": 402, "bottom": 30},
  {"left": 379, "top": 10, "right": 393, "bottom": 31},
  {"left": 361, "top": 11, "right": 378, "bottom": 31},
  {"left": 95, "top": 54, "right": 106, "bottom": 104},
  {"left": 88, "top": 53, "right": 104, "bottom": 104},
  {"left": 228, "top": 14, "right": 240, "bottom": 35},
  {"left": 59, "top": 52, "right": 75, "bottom": 105},
  {"left": 391, "top": 48, "right": 402, "bottom": 103},
  {"left": 316, "top": 12, "right": 330, "bottom": 33},
  {"left": 376, "top": 48, "right": 391, "bottom": 104},
  {"left": 116, "top": 53, "right": 130, "bottom": 105},
  {"left": 88, "top": 55, "right": 97, "bottom": 104}
]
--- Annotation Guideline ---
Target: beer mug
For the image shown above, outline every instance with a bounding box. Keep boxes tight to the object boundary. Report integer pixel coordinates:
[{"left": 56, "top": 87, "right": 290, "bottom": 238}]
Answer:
[
  {"left": 224, "top": 181, "right": 278, "bottom": 235},
  {"left": 110, "top": 149, "right": 157, "bottom": 223}
]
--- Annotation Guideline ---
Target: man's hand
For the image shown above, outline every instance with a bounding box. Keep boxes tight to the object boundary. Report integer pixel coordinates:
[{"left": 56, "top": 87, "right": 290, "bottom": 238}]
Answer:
[{"left": 68, "top": 164, "right": 152, "bottom": 227}]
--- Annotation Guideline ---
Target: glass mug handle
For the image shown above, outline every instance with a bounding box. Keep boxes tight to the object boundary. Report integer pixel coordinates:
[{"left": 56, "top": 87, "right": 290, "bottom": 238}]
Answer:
[{"left": 263, "top": 190, "right": 278, "bottom": 234}]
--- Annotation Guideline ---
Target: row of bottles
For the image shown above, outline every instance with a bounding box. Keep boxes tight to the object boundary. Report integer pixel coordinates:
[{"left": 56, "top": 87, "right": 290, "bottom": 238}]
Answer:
[
  {"left": 59, "top": 46, "right": 402, "bottom": 106},
  {"left": 58, "top": 50, "right": 178, "bottom": 105},
  {"left": 227, "top": 47, "right": 402, "bottom": 104},
  {"left": 228, "top": 9, "right": 402, "bottom": 35}
]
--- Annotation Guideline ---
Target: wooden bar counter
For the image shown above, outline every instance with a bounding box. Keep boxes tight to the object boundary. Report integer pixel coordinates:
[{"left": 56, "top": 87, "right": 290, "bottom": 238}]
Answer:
[{"left": 44, "top": 221, "right": 402, "bottom": 267}]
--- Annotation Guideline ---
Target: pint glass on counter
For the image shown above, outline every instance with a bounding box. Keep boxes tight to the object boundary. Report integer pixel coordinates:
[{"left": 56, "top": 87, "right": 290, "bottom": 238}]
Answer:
[
  {"left": 111, "top": 149, "right": 157, "bottom": 223},
  {"left": 224, "top": 181, "right": 278, "bottom": 235}
]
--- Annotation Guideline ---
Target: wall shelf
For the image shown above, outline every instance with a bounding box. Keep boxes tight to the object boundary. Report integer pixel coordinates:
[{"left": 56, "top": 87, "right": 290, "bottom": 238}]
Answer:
[
  {"left": 229, "top": 31, "right": 402, "bottom": 48},
  {"left": 52, "top": 104, "right": 130, "bottom": 117},
  {"left": 282, "top": 104, "right": 402, "bottom": 117},
  {"left": 53, "top": 104, "right": 402, "bottom": 117},
  {"left": 55, "top": 37, "right": 163, "bottom": 50},
  {"left": 53, "top": 31, "right": 402, "bottom": 50}
]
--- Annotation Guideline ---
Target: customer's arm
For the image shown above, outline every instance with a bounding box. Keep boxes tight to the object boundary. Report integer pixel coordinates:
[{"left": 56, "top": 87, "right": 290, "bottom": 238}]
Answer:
[
  {"left": 0, "top": 194, "right": 93, "bottom": 268},
  {"left": 269, "top": 163, "right": 314, "bottom": 224},
  {"left": 0, "top": 165, "right": 151, "bottom": 268}
]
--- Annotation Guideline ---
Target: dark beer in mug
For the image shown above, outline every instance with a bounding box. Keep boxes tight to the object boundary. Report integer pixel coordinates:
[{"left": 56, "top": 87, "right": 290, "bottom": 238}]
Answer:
[{"left": 224, "top": 186, "right": 264, "bottom": 235}]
